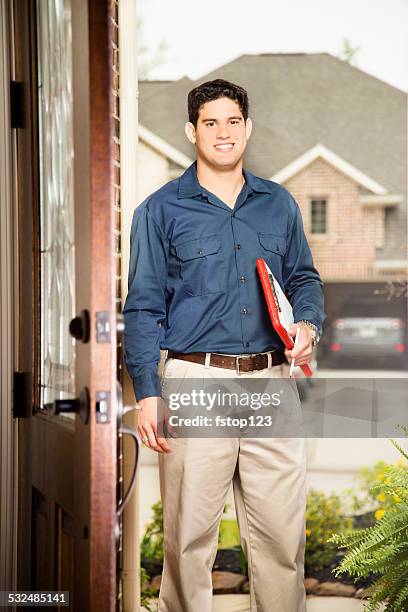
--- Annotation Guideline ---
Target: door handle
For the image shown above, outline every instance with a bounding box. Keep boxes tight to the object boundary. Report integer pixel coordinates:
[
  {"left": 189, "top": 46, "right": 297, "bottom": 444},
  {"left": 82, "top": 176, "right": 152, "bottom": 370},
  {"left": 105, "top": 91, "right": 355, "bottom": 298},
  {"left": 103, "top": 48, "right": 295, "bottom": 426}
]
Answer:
[
  {"left": 69, "top": 309, "right": 90, "bottom": 343},
  {"left": 44, "top": 387, "right": 90, "bottom": 423},
  {"left": 115, "top": 381, "right": 140, "bottom": 549}
]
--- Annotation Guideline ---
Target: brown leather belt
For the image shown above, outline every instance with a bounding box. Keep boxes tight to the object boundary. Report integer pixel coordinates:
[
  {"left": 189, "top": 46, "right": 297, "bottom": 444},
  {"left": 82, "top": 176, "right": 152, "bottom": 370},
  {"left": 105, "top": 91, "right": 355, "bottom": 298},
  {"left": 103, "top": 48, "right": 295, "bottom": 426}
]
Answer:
[{"left": 167, "top": 350, "right": 286, "bottom": 374}]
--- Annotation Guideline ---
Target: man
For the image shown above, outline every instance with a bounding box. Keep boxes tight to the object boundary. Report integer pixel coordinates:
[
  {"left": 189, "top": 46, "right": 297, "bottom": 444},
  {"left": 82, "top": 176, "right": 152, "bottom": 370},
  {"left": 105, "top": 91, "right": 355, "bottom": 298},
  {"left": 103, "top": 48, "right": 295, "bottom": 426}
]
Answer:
[{"left": 123, "top": 79, "right": 325, "bottom": 611}]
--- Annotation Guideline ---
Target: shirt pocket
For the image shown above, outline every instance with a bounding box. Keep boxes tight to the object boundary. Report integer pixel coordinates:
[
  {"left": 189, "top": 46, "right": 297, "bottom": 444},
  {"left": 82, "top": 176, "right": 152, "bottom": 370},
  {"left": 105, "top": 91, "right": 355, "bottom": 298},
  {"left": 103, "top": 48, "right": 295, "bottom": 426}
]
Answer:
[
  {"left": 258, "top": 232, "right": 287, "bottom": 256},
  {"left": 258, "top": 232, "right": 287, "bottom": 277},
  {"left": 175, "top": 234, "right": 224, "bottom": 296}
]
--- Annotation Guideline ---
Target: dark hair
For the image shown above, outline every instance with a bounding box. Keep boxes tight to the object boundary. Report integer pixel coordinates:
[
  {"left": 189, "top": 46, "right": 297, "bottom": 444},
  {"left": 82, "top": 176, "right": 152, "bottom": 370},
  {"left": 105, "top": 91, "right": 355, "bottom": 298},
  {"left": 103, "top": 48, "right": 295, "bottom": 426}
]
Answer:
[{"left": 187, "top": 78, "right": 249, "bottom": 126}]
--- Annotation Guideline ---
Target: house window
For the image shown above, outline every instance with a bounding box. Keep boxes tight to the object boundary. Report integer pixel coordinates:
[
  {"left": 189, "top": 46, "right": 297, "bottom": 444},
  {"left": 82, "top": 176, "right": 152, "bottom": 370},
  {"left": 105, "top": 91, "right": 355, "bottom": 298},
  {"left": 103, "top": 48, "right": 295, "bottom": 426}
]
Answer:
[{"left": 311, "top": 199, "right": 327, "bottom": 234}]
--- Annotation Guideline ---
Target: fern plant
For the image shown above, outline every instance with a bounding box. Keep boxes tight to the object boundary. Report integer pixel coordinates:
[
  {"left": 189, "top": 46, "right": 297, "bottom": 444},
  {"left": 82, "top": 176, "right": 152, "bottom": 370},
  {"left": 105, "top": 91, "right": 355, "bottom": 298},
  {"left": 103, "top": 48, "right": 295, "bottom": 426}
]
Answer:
[{"left": 329, "top": 439, "right": 408, "bottom": 611}]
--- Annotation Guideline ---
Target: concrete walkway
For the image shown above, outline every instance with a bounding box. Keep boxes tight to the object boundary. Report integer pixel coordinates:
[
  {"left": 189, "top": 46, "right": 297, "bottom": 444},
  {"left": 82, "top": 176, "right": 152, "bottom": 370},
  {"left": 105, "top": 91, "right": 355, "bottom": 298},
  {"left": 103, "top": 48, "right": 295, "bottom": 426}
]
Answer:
[
  {"left": 145, "top": 595, "right": 384, "bottom": 611},
  {"left": 212, "top": 595, "right": 249, "bottom": 611}
]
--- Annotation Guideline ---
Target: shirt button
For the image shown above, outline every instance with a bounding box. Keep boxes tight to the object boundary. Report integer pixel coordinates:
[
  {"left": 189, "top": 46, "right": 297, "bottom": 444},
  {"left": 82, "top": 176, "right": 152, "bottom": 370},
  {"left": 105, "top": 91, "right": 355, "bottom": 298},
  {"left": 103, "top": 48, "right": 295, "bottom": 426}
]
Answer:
[
  {"left": 245, "top": 342, "right": 250, "bottom": 348},
  {"left": 235, "top": 244, "right": 241, "bottom": 250},
  {"left": 239, "top": 275, "right": 246, "bottom": 284},
  {"left": 241, "top": 307, "right": 248, "bottom": 315},
  {"left": 197, "top": 249, "right": 203, "bottom": 255}
]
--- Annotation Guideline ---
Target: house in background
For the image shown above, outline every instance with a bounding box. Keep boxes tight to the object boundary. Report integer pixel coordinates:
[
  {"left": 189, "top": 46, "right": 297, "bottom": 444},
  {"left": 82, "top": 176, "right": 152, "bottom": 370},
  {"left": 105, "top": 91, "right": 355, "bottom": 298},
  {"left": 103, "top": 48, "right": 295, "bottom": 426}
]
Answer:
[{"left": 136, "top": 53, "right": 408, "bottom": 363}]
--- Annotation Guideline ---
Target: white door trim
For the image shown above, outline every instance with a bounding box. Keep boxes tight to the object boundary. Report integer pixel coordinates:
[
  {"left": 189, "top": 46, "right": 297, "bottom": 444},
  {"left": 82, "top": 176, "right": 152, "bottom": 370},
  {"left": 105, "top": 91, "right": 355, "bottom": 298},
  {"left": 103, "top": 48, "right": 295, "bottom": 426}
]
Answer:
[{"left": 118, "top": 1, "right": 141, "bottom": 610}]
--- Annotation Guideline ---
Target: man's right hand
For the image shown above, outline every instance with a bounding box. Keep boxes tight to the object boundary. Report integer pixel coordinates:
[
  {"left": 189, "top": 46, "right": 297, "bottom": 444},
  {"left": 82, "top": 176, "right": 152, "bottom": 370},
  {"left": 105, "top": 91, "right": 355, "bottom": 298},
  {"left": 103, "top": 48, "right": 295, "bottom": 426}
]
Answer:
[{"left": 137, "top": 396, "right": 172, "bottom": 454}]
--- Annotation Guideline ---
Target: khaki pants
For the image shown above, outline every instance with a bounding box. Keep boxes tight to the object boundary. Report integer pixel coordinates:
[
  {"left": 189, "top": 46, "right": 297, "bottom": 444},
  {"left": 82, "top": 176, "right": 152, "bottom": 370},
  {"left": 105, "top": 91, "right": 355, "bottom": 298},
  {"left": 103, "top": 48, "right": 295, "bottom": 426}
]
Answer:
[{"left": 157, "top": 355, "right": 307, "bottom": 612}]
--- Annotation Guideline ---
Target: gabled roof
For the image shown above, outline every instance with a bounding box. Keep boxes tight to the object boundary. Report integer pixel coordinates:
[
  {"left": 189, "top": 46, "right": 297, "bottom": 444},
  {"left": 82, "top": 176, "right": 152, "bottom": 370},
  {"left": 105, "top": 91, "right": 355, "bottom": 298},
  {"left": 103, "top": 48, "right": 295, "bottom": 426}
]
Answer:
[
  {"left": 139, "top": 124, "right": 193, "bottom": 168},
  {"left": 270, "top": 143, "right": 388, "bottom": 194}
]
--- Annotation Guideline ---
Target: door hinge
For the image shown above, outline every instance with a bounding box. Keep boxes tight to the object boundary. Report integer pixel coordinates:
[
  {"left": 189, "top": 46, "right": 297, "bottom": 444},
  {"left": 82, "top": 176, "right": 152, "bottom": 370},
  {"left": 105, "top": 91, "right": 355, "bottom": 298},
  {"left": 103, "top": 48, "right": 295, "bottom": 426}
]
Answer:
[
  {"left": 10, "top": 81, "right": 25, "bottom": 129},
  {"left": 13, "top": 371, "right": 32, "bottom": 418}
]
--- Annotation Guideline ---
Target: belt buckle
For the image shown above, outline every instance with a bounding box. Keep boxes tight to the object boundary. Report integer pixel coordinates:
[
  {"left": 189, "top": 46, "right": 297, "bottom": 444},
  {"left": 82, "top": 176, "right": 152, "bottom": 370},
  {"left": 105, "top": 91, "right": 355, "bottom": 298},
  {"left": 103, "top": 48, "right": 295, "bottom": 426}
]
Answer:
[{"left": 235, "top": 355, "right": 249, "bottom": 375}]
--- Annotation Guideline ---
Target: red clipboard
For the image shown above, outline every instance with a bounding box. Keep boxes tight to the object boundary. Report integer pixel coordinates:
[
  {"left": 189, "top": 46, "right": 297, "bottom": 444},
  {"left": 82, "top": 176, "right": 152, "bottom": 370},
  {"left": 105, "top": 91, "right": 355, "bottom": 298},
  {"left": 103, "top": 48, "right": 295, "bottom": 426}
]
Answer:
[{"left": 256, "top": 258, "right": 313, "bottom": 377}]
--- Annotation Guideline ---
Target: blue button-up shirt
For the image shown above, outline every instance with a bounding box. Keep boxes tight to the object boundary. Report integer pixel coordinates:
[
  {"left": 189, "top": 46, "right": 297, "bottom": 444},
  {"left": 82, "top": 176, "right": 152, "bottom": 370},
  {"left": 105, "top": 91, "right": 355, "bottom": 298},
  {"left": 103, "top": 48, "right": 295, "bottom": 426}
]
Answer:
[{"left": 123, "top": 161, "right": 325, "bottom": 401}]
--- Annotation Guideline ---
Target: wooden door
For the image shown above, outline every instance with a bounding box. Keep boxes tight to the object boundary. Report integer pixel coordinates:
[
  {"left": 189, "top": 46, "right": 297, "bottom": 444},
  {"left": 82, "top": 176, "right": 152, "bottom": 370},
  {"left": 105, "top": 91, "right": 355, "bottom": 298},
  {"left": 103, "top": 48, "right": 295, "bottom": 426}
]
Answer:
[{"left": 12, "top": 1, "right": 123, "bottom": 609}]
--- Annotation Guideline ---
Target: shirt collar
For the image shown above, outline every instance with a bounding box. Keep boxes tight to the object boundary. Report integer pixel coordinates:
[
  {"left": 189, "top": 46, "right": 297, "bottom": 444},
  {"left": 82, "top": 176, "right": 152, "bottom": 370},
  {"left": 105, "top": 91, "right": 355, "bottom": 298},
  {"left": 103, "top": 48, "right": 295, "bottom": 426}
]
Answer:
[
  {"left": 177, "top": 161, "right": 275, "bottom": 199},
  {"left": 177, "top": 161, "right": 202, "bottom": 198},
  {"left": 242, "top": 167, "right": 276, "bottom": 195}
]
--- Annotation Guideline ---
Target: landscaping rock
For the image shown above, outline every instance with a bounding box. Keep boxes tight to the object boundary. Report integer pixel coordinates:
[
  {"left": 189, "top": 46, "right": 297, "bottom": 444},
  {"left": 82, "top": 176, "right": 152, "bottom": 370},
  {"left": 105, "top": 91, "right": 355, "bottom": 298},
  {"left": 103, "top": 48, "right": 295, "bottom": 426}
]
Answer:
[
  {"left": 149, "top": 574, "right": 162, "bottom": 593},
  {"left": 304, "top": 578, "right": 319, "bottom": 594},
  {"left": 212, "top": 571, "right": 247, "bottom": 594},
  {"left": 356, "top": 587, "right": 371, "bottom": 599},
  {"left": 315, "top": 582, "right": 356, "bottom": 597}
]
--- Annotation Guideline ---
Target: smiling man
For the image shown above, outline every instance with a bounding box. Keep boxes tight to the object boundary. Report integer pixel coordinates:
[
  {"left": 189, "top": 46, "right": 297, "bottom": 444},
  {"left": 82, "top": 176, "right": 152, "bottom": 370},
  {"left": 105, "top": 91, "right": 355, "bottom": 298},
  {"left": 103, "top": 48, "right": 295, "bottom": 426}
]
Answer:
[{"left": 123, "top": 79, "right": 325, "bottom": 611}]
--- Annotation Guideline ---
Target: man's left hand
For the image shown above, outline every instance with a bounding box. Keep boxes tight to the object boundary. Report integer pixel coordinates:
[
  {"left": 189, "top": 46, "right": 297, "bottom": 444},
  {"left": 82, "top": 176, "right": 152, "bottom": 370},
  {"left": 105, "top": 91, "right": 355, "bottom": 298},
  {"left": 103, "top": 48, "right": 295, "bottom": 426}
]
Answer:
[{"left": 284, "top": 323, "right": 313, "bottom": 366}]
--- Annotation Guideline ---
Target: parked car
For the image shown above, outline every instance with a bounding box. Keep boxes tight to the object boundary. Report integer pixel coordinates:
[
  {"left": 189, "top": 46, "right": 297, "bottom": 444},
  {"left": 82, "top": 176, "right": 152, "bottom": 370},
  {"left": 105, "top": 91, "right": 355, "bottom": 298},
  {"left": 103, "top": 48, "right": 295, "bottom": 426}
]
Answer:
[{"left": 326, "top": 301, "right": 406, "bottom": 368}]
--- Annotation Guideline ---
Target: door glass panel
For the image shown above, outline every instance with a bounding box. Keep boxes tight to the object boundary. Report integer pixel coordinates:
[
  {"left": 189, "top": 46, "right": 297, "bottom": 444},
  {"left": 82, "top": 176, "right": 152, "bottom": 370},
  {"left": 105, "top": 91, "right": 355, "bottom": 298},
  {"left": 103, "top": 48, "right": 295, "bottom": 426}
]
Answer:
[{"left": 36, "top": 0, "right": 75, "bottom": 411}]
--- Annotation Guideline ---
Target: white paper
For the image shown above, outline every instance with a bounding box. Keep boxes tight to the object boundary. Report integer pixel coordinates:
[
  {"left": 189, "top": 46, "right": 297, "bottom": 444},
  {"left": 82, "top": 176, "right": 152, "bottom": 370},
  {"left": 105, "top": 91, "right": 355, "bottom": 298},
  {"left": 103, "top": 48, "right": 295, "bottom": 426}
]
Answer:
[{"left": 265, "top": 262, "right": 294, "bottom": 331}]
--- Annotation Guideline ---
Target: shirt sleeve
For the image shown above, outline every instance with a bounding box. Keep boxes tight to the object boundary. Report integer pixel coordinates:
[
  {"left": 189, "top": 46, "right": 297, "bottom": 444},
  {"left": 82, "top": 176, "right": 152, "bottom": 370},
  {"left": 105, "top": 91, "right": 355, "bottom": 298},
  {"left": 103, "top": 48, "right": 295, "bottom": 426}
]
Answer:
[
  {"left": 122, "top": 204, "right": 168, "bottom": 401},
  {"left": 283, "top": 199, "right": 326, "bottom": 336}
]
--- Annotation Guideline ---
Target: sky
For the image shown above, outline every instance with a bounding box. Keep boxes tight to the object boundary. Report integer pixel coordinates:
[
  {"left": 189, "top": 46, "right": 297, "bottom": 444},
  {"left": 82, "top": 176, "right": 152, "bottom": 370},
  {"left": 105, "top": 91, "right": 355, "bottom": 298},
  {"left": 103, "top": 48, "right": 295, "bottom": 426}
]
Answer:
[{"left": 138, "top": 0, "right": 408, "bottom": 92}]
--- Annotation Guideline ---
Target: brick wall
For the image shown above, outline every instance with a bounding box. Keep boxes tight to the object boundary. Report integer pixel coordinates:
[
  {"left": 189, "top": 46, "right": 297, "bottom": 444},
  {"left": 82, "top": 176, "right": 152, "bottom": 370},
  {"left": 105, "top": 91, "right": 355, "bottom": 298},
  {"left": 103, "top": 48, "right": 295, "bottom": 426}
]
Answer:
[{"left": 284, "top": 158, "right": 388, "bottom": 281}]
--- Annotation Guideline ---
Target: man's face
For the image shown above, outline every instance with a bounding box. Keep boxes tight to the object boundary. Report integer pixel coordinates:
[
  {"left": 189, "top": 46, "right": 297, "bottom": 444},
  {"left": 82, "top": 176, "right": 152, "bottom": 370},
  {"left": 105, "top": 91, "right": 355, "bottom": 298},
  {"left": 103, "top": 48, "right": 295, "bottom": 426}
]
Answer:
[{"left": 185, "top": 97, "right": 252, "bottom": 169}]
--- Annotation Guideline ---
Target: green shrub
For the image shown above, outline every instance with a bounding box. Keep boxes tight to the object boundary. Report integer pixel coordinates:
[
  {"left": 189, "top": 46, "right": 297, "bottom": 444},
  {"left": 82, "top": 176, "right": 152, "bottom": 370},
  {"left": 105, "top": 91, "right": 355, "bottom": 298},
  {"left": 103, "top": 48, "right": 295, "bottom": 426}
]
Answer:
[
  {"left": 218, "top": 518, "right": 241, "bottom": 549},
  {"left": 344, "top": 458, "right": 406, "bottom": 518},
  {"left": 305, "top": 489, "right": 353, "bottom": 572},
  {"left": 140, "top": 501, "right": 163, "bottom": 562}
]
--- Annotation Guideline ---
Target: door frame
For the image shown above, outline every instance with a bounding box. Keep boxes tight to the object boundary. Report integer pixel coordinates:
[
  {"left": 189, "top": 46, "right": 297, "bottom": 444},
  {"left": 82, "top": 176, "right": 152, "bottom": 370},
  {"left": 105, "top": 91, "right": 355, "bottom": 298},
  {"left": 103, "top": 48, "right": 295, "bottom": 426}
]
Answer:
[{"left": 0, "top": 0, "right": 19, "bottom": 593}]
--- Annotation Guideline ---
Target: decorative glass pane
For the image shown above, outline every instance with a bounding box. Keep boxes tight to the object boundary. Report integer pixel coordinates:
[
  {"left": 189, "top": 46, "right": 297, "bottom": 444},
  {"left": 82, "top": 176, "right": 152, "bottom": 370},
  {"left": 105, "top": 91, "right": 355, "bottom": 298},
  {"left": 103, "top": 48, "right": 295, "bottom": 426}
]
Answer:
[{"left": 37, "top": 0, "right": 75, "bottom": 411}]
